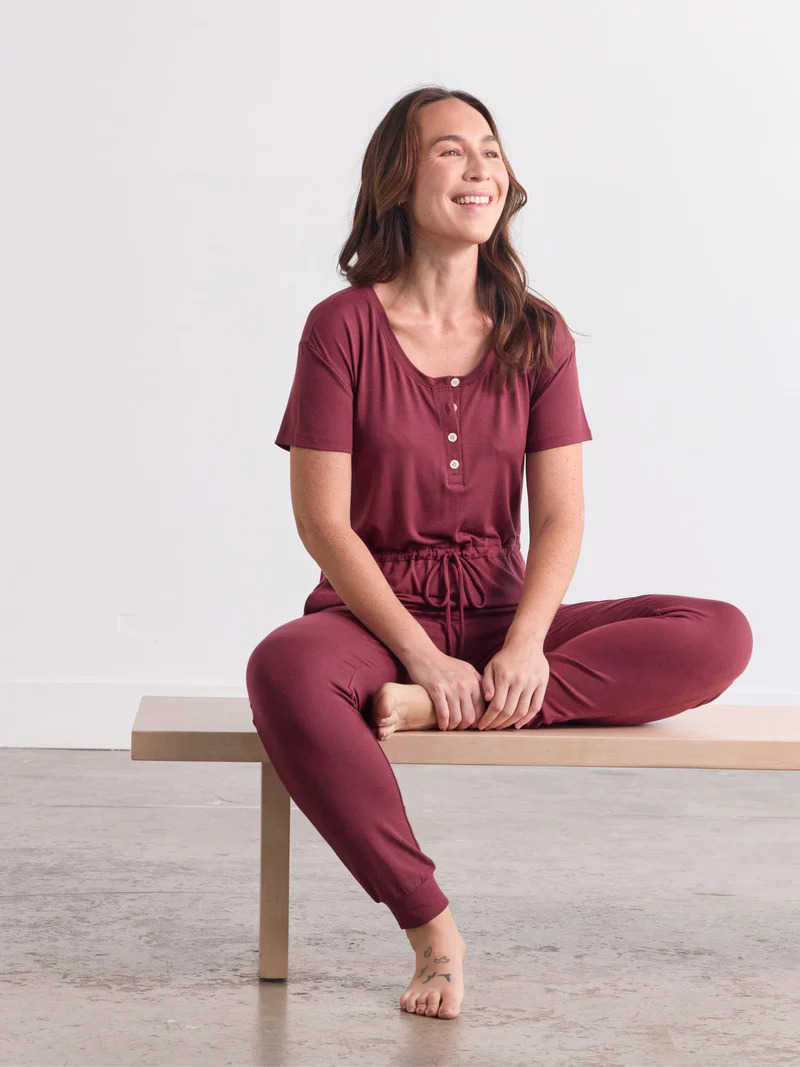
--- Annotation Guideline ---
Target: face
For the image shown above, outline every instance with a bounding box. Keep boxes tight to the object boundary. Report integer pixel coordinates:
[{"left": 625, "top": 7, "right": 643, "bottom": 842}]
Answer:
[{"left": 402, "top": 97, "right": 509, "bottom": 246}]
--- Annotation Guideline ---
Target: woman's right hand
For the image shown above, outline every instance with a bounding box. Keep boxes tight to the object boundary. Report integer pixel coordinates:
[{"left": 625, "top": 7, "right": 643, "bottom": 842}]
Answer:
[{"left": 404, "top": 651, "right": 487, "bottom": 732}]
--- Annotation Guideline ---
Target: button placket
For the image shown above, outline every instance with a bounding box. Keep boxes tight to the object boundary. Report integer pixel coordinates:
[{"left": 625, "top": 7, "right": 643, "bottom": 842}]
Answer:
[{"left": 438, "top": 377, "right": 463, "bottom": 483}]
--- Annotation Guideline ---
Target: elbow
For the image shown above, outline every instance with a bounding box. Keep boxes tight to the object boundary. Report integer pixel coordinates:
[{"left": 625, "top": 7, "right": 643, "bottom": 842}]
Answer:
[
  {"left": 295, "top": 515, "right": 352, "bottom": 549},
  {"left": 530, "top": 509, "right": 584, "bottom": 538}
]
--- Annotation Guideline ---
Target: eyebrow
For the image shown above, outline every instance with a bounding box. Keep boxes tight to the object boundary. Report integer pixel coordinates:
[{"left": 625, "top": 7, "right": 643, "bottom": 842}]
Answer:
[{"left": 429, "top": 133, "right": 500, "bottom": 148}]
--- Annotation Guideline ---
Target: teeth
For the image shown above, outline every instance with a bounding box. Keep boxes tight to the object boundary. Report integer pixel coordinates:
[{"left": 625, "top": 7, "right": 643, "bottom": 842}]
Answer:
[{"left": 453, "top": 196, "right": 490, "bottom": 205}]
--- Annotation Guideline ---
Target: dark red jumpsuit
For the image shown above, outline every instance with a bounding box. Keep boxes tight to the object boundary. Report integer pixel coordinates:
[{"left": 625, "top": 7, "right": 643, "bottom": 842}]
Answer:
[{"left": 245, "top": 283, "right": 753, "bottom": 929}]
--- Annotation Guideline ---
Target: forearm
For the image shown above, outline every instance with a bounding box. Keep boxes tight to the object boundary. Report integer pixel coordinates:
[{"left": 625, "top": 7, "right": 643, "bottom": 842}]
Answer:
[
  {"left": 504, "top": 517, "right": 585, "bottom": 647},
  {"left": 298, "top": 522, "right": 439, "bottom": 667}
]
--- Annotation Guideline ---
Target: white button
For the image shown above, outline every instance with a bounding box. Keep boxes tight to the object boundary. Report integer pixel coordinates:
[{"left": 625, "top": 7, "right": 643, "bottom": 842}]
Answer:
[
  {"left": 450, "top": 377, "right": 460, "bottom": 387},
  {"left": 448, "top": 432, "right": 457, "bottom": 442},
  {"left": 449, "top": 459, "right": 459, "bottom": 469}
]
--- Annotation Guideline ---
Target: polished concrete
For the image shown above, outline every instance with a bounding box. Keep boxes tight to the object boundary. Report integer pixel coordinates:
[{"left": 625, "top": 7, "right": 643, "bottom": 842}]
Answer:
[{"left": 1, "top": 747, "right": 798, "bottom": 1066}]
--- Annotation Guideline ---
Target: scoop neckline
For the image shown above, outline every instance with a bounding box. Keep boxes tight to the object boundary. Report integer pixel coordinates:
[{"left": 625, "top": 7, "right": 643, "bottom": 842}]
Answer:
[{"left": 362, "top": 282, "right": 495, "bottom": 387}]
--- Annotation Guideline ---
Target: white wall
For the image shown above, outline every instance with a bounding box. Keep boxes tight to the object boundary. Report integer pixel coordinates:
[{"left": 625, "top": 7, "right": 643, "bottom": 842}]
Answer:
[{"left": 1, "top": 1, "right": 797, "bottom": 748}]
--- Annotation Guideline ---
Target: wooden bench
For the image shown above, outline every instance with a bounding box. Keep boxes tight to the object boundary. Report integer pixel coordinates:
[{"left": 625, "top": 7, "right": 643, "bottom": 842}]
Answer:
[{"left": 131, "top": 696, "right": 799, "bottom": 980}]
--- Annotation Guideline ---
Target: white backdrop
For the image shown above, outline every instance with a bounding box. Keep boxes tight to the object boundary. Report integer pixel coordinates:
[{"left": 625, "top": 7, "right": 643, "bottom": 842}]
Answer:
[{"left": 1, "top": 0, "right": 797, "bottom": 747}]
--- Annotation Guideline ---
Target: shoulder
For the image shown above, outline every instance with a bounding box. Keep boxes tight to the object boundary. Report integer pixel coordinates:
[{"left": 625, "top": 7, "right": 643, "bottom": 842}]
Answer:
[
  {"left": 523, "top": 298, "right": 579, "bottom": 398},
  {"left": 525, "top": 296, "right": 574, "bottom": 367},
  {"left": 527, "top": 295, "right": 576, "bottom": 372},
  {"left": 295, "top": 285, "right": 370, "bottom": 386},
  {"left": 299, "top": 285, "right": 368, "bottom": 352}
]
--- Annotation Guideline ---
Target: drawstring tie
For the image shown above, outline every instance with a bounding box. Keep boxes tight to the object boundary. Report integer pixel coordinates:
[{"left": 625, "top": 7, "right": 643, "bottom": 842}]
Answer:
[{"left": 421, "top": 550, "right": 488, "bottom": 659}]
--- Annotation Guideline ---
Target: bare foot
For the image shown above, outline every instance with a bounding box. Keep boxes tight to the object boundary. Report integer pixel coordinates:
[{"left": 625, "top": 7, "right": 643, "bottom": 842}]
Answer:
[
  {"left": 401, "top": 906, "right": 467, "bottom": 1020},
  {"left": 372, "top": 682, "right": 437, "bottom": 741}
]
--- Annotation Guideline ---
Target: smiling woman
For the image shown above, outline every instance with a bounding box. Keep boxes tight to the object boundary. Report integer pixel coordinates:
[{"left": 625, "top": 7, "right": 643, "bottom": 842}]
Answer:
[
  {"left": 247, "top": 84, "right": 754, "bottom": 1024},
  {"left": 336, "top": 89, "right": 564, "bottom": 393}
]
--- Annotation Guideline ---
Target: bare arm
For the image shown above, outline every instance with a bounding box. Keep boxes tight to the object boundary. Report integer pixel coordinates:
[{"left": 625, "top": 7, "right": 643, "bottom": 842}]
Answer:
[
  {"left": 288, "top": 446, "right": 437, "bottom": 669},
  {"left": 505, "top": 442, "right": 586, "bottom": 647}
]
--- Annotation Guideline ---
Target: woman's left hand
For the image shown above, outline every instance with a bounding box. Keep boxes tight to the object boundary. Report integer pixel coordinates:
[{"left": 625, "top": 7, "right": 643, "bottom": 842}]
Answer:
[{"left": 476, "top": 639, "right": 550, "bottom": 730}]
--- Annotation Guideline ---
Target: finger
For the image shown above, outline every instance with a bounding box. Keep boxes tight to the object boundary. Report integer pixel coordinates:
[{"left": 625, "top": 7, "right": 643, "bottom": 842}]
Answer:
[
  {"left": 493, "top": 685, "right": 526, "bottom": 729},
  {"left": 456, "top": 705, "right": 471, "bottom": 729},
  {"left": 453, "top": 681, "right": 477, "bottom": 729},
  {"left": 476, "top": 685, "right": 487, "bottom": 714},
  {"left": 474, "top": 680, "right": 487, "bottom": 718},
  {"left": 446, "top": 689, "right": 462, "bottom": 731},
  {"left": 432, "top": 692, "right": 450, "bottom": 732},
  {"left": 479, "top": 679, "right": 511, "bottom": 730},
  {"left": 458, "top": 690, "right": 474, "bottom": 729},
  {"left": 481, "top": 665, "right": 494, "bottom": 704},
  {"left": 515, "top": 685, "right": 544, "bottom": 729},
  {"left": 461, "top": 685, "right": 484, "bottom": 729},
  {"left": 510, "top": 687, "right": 536, "bottom": 728}
]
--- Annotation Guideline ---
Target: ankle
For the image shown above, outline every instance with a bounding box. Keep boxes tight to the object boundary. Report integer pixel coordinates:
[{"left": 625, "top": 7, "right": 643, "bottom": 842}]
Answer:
[{"left": 405, "top": 906, "right": 457, "bottom": 945}]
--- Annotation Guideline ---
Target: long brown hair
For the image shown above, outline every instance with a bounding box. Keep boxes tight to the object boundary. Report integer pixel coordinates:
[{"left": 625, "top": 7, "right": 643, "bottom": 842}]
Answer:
[{"left": 337, "top": 86, "right": 580, "bottom": 392}]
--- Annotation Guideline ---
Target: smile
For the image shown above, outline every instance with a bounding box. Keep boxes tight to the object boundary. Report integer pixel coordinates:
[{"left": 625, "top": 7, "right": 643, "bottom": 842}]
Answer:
[{"left": 450, "top": 194, "right": 493, "bottom": 208}]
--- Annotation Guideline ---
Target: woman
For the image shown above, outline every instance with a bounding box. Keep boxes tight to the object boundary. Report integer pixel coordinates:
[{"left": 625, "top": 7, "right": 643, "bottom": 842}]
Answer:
[{"left": 246, "top": 86, "right": 753, "bottom": 1021}]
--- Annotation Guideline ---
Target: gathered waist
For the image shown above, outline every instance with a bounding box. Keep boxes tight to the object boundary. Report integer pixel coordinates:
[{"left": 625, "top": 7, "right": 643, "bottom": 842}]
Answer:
[
  {"left": 371, "top": 534, "right": 521, "bottom": 563},
  {"left": 371, "top": 535, "right": 522, "bottom": 659},
  {"left": 304, "top": 535, "right": 524, "bottom": 660}
]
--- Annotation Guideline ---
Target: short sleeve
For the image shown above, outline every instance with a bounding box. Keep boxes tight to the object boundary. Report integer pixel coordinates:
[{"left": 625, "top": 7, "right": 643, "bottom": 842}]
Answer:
[
  {"left": 526, "top": 319, "right": 592, "bottom": 453},
  {"left": 275, "top": 338, "right": 354, "bottom": 453}
]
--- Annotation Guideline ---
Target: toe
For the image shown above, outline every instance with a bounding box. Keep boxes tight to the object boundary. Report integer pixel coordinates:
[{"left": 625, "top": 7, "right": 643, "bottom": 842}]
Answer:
[
  {"left": 425, "top": 991, "right": 441, "bottom": 1016},
  {"left": 376, "top": 713, "right": 396, "bottom": 736}
]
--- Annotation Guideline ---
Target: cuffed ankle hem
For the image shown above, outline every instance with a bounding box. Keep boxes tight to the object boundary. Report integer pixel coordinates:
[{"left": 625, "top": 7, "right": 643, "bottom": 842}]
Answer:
[{"left": 384, "top": 871, "right": 449, "bottom": 929}]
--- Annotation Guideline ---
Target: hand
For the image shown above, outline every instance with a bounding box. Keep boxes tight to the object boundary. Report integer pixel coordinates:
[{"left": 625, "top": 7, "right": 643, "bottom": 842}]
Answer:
[
  {"left": 404, "top": 650, "right": 486, "bottom": 732},
  {"left": 476, "top": 639, "right": 549, "bottom": 730}
]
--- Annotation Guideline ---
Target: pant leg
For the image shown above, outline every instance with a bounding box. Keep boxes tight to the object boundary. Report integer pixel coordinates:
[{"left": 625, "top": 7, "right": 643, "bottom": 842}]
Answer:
[
  {"left": 245, "top": 604, "right": 450, "bottom": 929},
  {"left": 462, "top": 593, "right": 754, "bottom": 728}
]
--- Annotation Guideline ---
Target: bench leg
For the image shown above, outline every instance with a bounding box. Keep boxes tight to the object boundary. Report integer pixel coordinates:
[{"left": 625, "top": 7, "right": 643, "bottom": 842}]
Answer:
[{"left": 258, "top": 761, "right": 290, "bottom": 980}]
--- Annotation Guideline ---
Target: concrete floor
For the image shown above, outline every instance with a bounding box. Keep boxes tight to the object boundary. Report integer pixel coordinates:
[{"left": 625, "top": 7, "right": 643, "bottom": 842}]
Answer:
[{"left": 1, "top": 748, "right": 798, "bottom": 1067}]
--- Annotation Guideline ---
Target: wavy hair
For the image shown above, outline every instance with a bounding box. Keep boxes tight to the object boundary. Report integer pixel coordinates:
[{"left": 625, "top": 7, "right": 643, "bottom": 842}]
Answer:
[{"left": 337, "top": 85, "right": 580, "bottom": 392}]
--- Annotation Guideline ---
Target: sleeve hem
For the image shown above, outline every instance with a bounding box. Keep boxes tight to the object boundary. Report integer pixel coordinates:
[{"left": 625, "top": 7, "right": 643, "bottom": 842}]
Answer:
[
  {"left": 275, "top": 434, "right": 353, "bottom": 454},
  {"left": 526, "top": 429, "right": 593, "bottom": 453}
]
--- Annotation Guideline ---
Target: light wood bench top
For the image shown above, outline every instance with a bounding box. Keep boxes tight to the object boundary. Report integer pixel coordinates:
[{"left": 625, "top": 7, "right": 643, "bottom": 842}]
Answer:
[
  {"left": 131, "top": 697, "right": 800, "bottom": 770},
  {"left": 130, "top": 696, "right": 799, "bottom": 980}
]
